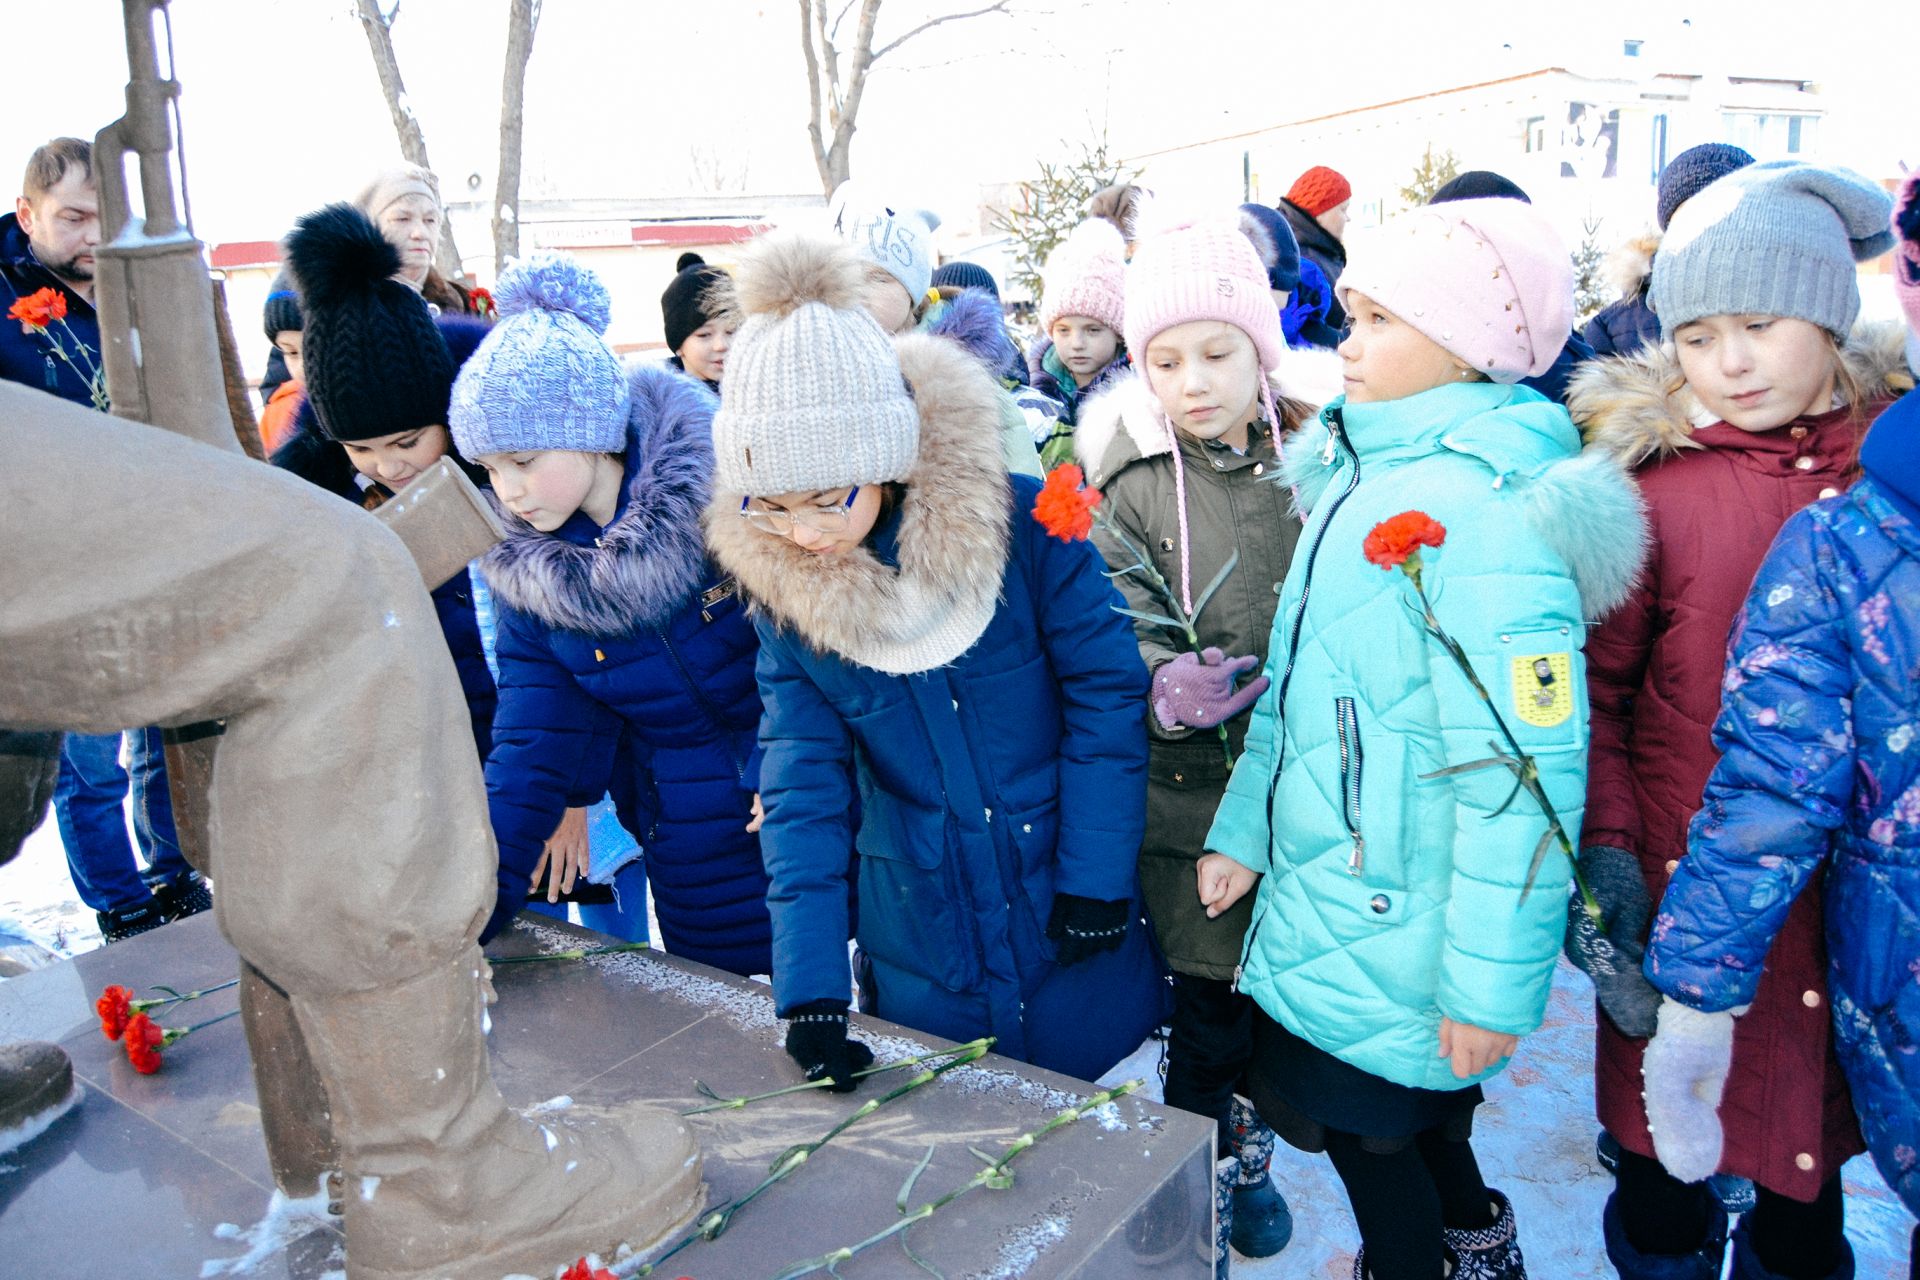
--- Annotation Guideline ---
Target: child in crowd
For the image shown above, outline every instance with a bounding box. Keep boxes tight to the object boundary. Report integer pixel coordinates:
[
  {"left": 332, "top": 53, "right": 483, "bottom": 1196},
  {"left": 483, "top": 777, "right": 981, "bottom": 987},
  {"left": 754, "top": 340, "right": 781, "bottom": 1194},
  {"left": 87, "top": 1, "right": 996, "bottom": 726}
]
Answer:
[
  {"left": 1029, "top": 219, "right": 1131, "bottom": 470},
  {"left": 1199, "top": 197, "right": 1645, "bottom": 1279},
  {"left": 1639, "top": 170, "right": 1920, "bottom": 1280},
  {"left": 449, "top": 253, "right": 773, "bottom": 977},
  {"left": 271, "top": 204, "right": 497, "bottom": 757},
  {"left": 1569, "top": 161, "right": 1903, "bottom": 1280},
  {"left": 660, "top": 251, "right": 735, "bottom": 394},
  {"left": 829, "top": 183, "right": 1044, "bottom": 479},
  {"left": 1237, "top": 202, "right": 1343, "bottom": 355},
  {"left": 1566, "top": 163, "right": 1912, "bottom": 1280},
  {"left": 257, "top": 288, "right": 305, "bottom": 454},
  {"left": 703, "top": 232, "right": 1165, "bottom": 1089},
  {"left": 1075, "top": 218, "right": 1325, "bottom": 1274}
]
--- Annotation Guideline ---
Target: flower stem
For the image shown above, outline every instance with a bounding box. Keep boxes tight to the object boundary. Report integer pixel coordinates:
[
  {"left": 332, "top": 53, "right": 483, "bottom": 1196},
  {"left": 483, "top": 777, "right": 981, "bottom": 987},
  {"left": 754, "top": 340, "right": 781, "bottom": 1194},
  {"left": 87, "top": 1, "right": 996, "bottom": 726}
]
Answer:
[
  {"left": 164, "top": 1007, "right": 242, "bottom": 1045},
  {"left": 489, "top": 941, "right": 654, "bottom": 966},
  {"left": 682, "top": 1038, "right": 995, "bottom": 1115},
  {"left": 1406, "top": 569, "right": 1602, "bottom": 922},
  {"left": 138, "top": 977, "right": 240, "bottom": 1013},
  {"left": 634, "top": 1040, "right": 995, "bottom": 1275},
  {"left": 771, "top": 1079, "right": 1146, "bottom": 1279}
]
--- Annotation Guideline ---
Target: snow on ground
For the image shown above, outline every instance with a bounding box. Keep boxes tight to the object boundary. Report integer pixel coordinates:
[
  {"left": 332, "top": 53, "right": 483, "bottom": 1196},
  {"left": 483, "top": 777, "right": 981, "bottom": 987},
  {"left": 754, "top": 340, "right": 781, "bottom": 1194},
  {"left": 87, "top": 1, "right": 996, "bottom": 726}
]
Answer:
[{"left": 4, "top": 815, "right": 1911, "bottom": 1276}]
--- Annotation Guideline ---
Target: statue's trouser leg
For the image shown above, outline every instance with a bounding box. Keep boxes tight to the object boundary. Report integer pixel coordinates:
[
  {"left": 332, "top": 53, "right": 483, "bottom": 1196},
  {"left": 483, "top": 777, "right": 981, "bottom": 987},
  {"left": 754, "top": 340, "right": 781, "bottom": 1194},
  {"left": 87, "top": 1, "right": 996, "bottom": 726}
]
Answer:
[
  {"left": 0, "top": 388, "right": 700, "bottom": 1279},
  {"left": 239, "top": 963, "right": 339, "bottom": 1199}
]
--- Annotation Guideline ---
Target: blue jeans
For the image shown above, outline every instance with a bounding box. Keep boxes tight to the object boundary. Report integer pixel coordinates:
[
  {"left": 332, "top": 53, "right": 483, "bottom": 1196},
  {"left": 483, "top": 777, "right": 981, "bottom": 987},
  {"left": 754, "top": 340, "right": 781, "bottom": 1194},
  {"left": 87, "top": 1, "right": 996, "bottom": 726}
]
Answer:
[{"left": 53, "top": 728, "right": 191, "bottom": 915}]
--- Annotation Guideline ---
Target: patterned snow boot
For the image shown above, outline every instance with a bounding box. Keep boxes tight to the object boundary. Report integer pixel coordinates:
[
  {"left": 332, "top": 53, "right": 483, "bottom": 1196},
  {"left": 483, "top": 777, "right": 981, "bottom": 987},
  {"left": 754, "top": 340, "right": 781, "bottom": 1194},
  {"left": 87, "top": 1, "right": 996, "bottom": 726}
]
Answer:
[
  {"left": 1227, "top": 1096, "right": 1293, "bottom": 1258},
  {"left": 1603, "top": 1189, "right": 1728, "bottom": 1279},
  {"left": 1213, "top": 1154, "right": 1237, "bottom": 1279},
  {"left": 1445, "top": 1189, "right": 1527, "bottom": 1279}
]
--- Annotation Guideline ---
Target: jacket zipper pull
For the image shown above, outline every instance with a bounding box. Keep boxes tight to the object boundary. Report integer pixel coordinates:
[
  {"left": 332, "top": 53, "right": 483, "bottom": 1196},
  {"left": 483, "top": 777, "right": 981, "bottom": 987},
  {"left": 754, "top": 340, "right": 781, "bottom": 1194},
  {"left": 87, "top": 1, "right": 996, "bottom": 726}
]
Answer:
[
  {"left": 1231, "top": 963, "right": 1243, "bottom": 994},
  {"left": 1348, "top": 836, "right": 1366, "bottom": 877}
]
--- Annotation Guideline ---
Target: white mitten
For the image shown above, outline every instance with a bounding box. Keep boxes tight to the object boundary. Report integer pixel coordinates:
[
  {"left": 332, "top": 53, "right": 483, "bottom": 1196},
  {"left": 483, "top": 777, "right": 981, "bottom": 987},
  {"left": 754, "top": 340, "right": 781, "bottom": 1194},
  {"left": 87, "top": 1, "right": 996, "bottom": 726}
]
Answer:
[{"left": 1641, "top": 996, "right": 1736, "bottom": 1184}]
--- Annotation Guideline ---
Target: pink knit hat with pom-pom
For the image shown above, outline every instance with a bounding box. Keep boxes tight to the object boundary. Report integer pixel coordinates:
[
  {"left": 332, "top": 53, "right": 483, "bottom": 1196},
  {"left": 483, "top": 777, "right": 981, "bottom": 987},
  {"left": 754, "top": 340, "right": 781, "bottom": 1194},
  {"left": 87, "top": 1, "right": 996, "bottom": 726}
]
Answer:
[
  {"left": 1337, "top": 197, "right": 1572, "bottom": 383},
  {"left": 1039, "top": 220, "right": 1127, "bottom": 334}
]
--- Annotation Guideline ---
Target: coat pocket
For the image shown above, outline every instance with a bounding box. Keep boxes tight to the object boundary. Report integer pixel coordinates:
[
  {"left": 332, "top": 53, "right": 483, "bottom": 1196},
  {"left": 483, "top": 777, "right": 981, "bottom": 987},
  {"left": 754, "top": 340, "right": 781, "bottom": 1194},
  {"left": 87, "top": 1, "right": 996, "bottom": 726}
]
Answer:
[{"left": 853, "top": 804, "right": 983, "bottom": 994}]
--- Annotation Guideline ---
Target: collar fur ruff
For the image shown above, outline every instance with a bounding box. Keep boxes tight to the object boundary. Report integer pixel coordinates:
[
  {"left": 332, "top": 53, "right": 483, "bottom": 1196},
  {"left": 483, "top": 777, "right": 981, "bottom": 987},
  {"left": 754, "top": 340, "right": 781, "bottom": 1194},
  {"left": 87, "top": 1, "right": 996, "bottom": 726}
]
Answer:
[
  {"left": 703, "top": 332, "right": 1013, "bottom": 674},
  {"left": 1569, "top": 319, "right": 1913, "bottom": 467},
  {"left": 479, "top": 364, "right": 716, "bottom": 636}
]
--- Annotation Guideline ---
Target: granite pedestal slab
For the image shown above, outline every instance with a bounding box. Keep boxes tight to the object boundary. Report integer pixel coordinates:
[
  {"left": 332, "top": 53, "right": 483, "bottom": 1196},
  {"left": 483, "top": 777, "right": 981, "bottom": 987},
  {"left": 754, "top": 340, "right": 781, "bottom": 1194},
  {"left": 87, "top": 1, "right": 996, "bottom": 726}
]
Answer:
[{"left": 0, "top": 912, "right": 1212, "bottom": 1278}]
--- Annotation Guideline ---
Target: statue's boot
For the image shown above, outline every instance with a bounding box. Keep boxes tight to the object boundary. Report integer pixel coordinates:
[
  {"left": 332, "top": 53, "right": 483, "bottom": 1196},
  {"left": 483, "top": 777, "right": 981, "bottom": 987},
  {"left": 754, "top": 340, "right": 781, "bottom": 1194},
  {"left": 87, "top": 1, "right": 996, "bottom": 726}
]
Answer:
[
  {"left": 0, "top": 1040, "right": 78, "bottom": 1156},
  {"left": 293, "top": 946, "right": 702, "bottom": 1280}
]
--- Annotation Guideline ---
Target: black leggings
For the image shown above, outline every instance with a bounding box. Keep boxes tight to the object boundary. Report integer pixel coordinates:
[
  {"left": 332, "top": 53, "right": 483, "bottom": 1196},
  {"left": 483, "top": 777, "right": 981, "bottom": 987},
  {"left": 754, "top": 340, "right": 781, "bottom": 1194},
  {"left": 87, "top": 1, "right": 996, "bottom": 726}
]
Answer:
[
  {"left": 1325, "top": 1126, "right": 1495, "bottom": 1279},
  {"left": 1162, "top": 972, "right": 1253, "bottom": 1153},
  {"left": 1614, "top": 1146, "right": 1846, "bottom": 1277}
]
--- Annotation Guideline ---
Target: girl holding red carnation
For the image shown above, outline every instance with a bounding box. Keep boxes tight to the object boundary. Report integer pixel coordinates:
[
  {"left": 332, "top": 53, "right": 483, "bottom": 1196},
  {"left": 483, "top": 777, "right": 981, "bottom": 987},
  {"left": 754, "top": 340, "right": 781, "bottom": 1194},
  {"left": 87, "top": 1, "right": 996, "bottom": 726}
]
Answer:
[
  {"left": 1070, "top": 216, "right": 1331, "bottom": 1273},
  {"left": 1199, "top": 198, "right": 1645, "bottom": 1279}
]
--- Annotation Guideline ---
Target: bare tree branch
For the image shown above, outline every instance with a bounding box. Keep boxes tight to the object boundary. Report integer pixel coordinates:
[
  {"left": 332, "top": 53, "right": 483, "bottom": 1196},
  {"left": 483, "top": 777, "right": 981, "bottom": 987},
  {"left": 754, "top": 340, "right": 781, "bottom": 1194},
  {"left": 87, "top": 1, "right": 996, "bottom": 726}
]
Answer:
[
  {"left": 798, "top": 0, "right": 832, "bottom": 192},
  {"left": 871, "top": 0, "right": 1011, "bottom": 62},
  {"left": 830, "top": 0, "right": 858, "bottom": 40},
  {"left": 492, "top": 0, "right": 540, "bottom": 275},
  {"left": 353, "top": 0, "right": 464, "bottom": 279}
]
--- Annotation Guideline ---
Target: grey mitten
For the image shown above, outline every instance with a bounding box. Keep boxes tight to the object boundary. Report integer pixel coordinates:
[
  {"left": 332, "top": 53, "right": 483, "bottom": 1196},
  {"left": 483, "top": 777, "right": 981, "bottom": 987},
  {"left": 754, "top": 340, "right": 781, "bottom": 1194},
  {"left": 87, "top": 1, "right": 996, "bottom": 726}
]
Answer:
[
  {"left": 1564, "top": 845, "right": 1661, "bottom": 1039},
  {"left": 1643, "top": 998, "right": 1736, "bottom": 1184}
]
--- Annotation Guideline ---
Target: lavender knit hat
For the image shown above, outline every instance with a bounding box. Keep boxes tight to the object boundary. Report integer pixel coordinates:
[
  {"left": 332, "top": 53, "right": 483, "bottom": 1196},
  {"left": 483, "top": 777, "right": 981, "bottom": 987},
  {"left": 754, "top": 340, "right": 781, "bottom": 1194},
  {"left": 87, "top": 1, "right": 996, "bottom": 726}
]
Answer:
[{"left": 449, "top": 252, "right": 630, "bottom": 458}]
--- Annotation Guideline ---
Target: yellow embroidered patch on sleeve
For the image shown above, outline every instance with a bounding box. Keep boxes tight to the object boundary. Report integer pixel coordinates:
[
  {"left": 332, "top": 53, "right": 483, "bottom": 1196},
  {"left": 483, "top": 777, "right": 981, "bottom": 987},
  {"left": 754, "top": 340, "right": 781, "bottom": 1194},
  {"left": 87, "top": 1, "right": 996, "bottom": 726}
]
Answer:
[{"left": 1511, "top": 652, "right": 1573, "bottom": 727}]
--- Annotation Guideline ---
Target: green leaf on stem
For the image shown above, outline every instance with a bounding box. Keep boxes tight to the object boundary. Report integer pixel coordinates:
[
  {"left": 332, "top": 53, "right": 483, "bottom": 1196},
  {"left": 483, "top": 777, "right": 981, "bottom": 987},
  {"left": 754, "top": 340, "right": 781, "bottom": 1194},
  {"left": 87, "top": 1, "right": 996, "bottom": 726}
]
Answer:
[
  {"left": 1112, "top": 606, "right": 1187, "bottom": 630},
  {"left": 1189, "top": 549, "right": 1241, "bottom": 623},
  {"left": 1520, "top": 826, "right": 1556, "bottom": 902},
  {"left": 897, "top": 1144, "right": 937, "bottom": 1213}
]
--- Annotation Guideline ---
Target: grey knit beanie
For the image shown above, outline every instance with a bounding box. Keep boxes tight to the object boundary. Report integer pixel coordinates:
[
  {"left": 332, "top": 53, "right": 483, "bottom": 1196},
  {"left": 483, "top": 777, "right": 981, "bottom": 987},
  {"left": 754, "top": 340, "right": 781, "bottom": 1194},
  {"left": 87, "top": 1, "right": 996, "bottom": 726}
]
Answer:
[
  {"left": 828, "top": 181, "right": 940, "bottom": 305},
  {"left": 1650, "top": 160, "right": 1896, "bottom": 339},
  {"left": 711, "top": 232, "right": 920, "bottom": 496},
  {"left": 449, "top": 251, "right": 630, "bottom": 458}
]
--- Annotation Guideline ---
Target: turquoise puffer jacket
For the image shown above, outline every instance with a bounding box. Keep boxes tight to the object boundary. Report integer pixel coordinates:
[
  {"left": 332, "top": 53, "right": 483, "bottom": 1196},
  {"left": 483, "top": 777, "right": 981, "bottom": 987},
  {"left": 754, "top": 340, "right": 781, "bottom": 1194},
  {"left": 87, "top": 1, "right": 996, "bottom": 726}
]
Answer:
[{"left": 1207, "top": 382, "right": 1646, "bottom": 1090}]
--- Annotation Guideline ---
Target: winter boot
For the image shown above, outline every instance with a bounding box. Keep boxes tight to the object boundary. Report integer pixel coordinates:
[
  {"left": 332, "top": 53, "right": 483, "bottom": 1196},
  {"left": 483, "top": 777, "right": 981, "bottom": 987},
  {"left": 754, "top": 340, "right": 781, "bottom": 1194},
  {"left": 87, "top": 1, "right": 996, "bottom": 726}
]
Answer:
[
  {"left": 0, "top": 1040, "right": 79, "bottom": 1156},
  {"left": 1227, "top": 1096, "right": 1293, "bottom": 1258},
  {"left": 1213, "top": 1154, "right": 1237, "bottom": 1279},
  {"left": 154, "top": 872, "right": 214, "bottom": 922},
  {"left": 291, "top": 946, "right": 703, "bottom": 1280},
  {"left": 1729, "top": 1220, "right": 1855, "bottom": 1280},
  {"left": 1444, "top": 1189, "right": 1527, "bottom": 1279},
  {"left": 97, "top": 899, "right": 167, "bottom": 943},
  {"left": 1602, "top": 1189, "right": 1728, "bottom": 1279}
]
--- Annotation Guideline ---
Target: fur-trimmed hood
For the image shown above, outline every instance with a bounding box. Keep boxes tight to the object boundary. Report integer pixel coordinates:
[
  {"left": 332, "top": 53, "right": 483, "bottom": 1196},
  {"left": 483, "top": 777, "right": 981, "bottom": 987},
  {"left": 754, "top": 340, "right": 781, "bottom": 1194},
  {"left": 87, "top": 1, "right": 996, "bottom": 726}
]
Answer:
[
  {"left": 1570, "top": 320, "right": 1915, "bottom": 467},
  {"left": 1284, "top": 386, "right": 1648, "bottom": 620},
  {"left": 1604, "top": 232, "right": 1661, "bottom": 298},
  {"left": 923, "top": 286, "right": 1021, "bottom": 383},
  {"left": 1073, "top": 345, "right": 1344, "bottom": 488},
  {"left": 704, "top": 331, "right": 1013, "bottom": 673},
  {"left": 479, "top": 363, "right": 718, "bottom": 635}
]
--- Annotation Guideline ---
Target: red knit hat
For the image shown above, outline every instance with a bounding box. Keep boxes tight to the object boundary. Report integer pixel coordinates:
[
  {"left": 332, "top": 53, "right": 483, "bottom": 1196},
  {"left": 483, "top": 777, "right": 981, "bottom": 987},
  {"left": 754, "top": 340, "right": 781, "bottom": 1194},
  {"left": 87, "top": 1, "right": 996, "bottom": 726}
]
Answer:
[{"left": 1286, "top": 166, "right": 1352, "bottom": 217}]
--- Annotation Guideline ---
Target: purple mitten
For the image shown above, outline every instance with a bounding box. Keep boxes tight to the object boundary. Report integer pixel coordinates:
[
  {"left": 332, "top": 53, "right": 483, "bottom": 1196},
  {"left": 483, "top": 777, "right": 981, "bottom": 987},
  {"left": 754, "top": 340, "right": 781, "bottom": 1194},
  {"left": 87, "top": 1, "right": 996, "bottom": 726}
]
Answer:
[{"left": 1152, "top": 649, "right": 1271, "bottom": 731}]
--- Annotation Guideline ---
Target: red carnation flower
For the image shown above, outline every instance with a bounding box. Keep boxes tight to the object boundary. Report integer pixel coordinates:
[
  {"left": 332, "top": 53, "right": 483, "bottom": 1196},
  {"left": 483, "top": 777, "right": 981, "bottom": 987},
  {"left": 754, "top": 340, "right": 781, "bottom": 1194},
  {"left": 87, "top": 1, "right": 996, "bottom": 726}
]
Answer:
[
  {"left": 124, "top": 1012, "right": 169, "bottom": 1074},
  {"left": 1033, "top": 464, "right": 1102, "bottom": 542},
  {"left": 96, "top": 984, "right": 135, "bottom": 1041},
  {"left": 8, "top": 286, "right": 66, "bottom": 330},
  {"left": 469, "top": 286, "right": 497, "bottom": 319},
  {"left": 1363, "top": 510, "right": 1447, "bottom": 570},
  {"left": 558, "top": 1260, "right": 617, "bottom": 1280}
]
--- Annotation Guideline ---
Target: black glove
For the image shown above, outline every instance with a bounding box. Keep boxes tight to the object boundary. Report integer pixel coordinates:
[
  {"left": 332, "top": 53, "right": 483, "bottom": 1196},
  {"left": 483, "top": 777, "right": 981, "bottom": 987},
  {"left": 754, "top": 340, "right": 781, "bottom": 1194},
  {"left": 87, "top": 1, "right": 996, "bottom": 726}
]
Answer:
[
  {"left": 1046, "top": 893, "right": 1131, "bottom": 967},
  {"left": 1563, "top": 845, "right": 1661, "bottom": 1039},
  {"left": 783, "top": 1000, "right": 875, "bottom": 1093}
]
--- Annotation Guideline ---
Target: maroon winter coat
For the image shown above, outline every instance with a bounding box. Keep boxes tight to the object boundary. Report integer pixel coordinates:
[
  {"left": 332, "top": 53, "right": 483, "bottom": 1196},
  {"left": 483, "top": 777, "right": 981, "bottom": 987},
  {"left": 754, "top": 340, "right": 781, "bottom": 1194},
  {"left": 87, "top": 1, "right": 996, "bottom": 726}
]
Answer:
[{"left": 1569, "top": 332, "right": 1909, "bottom": 1201}]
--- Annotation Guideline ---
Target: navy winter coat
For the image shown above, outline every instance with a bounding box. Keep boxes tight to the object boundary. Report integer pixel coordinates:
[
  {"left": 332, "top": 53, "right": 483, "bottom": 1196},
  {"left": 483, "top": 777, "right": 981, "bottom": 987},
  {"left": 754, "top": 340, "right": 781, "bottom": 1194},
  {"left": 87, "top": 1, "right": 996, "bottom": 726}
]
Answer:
[
  {"left": 476, "top": 365, "right": 771, "bottom": 977},
  {"left": 706, "top": 327, "right": 1167, "bottom": 1081},
  {"left": 0, "top": 212, "right": 101, "bottom": 405},
  {"left": 1648, "top": 394, "right": 1920, "bottom": 1216}
]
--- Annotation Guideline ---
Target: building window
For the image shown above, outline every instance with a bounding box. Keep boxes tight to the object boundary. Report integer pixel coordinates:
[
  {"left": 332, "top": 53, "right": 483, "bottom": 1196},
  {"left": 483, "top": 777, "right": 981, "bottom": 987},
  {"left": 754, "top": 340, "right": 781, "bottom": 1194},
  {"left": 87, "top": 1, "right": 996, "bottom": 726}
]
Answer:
[
  {"left": 1524, "top": 116, "right": 1545, "bottom": 153},
  {"left": 1650, "top": 114, "right": 1669, "bottom": 181},
  {"left": 1723, "top": 112, "right": 1817, "bottom": 159},
  {"left": 1623, "top": 39, "right": 1643, "bottom": 57}
]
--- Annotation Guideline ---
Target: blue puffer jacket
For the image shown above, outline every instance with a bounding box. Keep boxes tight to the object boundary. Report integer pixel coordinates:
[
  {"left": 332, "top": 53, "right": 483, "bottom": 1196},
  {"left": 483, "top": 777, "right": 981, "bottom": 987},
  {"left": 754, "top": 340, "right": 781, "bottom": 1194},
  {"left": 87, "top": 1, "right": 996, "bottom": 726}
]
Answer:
[
  {"left": 1648, "top": 392, "right": 1920, "bottom": 1215},
  {"left": 1207, "top": 383, "right": 1646, "bottom": 1090},
  {"left": 476, "top": 364, "right": 770, "bottom": 976},
  {"left": 0, "top": 212, "right": 101, "bottom": 405},
  {"left": 268, "top": 398, "right": 496, "bottom": 759},
  {"left": 706, "top": 331, "right": 1167, "bottom": 1081}
]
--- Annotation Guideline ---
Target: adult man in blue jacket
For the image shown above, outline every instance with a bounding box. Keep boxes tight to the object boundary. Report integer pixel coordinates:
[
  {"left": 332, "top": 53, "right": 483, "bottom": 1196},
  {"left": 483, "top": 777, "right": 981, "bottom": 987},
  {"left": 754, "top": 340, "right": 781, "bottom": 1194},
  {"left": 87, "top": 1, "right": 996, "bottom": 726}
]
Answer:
[{"left": 1, "top": 137, "right": 203, "bottom": 942}]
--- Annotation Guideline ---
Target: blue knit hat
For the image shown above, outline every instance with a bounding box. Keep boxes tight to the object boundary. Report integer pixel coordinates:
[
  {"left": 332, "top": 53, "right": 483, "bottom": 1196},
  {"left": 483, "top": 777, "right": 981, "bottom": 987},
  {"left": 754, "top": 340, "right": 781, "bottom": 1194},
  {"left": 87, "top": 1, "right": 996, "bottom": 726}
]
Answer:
[
  {"left": 1650, "top": 160, "right": 1895, "bottom": 339},
  {"left": 1237, "top": 203, "right": 1302, "bottom": 294},
  {"left": 1656, "top": 143, "right": 1754, "bottom": 231},
  {"left": 450, "top": 252, "right": 630, "bottom": 458}
]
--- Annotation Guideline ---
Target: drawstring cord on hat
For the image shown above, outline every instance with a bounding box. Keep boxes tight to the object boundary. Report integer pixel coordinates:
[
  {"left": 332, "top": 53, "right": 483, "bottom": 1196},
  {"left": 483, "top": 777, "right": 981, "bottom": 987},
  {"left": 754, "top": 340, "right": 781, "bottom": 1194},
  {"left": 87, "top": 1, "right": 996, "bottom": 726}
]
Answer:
[{"left": 1157, "top": 371, "right": 1285, "bottom": 617}]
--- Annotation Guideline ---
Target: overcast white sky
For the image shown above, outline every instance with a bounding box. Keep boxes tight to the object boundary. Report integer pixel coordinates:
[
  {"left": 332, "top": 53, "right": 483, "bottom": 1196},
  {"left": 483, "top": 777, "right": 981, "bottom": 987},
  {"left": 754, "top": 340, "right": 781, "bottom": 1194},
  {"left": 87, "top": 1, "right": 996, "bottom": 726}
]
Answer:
[{"left": 4, "top": 1, "right": 1907, "bottom": 248}]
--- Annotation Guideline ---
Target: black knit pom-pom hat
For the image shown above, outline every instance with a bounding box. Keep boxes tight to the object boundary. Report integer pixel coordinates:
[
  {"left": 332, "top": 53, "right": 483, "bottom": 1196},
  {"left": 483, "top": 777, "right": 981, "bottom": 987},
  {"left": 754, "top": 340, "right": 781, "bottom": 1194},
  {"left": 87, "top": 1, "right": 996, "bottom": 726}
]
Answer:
[{"left": 285, "top": 202, "right": 455, "bottom": 441}]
